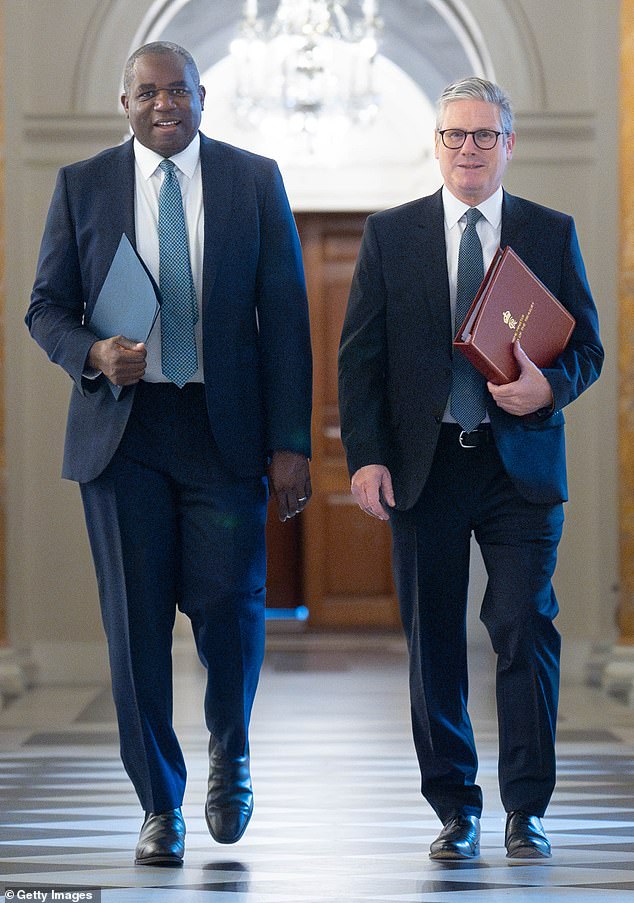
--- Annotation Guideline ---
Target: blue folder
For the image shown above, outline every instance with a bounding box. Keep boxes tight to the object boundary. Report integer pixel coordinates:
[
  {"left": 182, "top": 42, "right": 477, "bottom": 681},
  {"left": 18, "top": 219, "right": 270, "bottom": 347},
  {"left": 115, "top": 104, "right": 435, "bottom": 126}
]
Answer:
[{"left": 88, "top": 234, "right": 159, "bottom": 398}]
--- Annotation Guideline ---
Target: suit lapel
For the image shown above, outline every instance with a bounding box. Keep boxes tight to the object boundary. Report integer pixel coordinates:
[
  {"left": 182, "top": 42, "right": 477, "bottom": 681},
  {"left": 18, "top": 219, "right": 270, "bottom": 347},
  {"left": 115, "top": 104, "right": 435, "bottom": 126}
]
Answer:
[
  {"left": 104, "top": 139, "right": 136, "bottom": 249},
  {"left": 413, "top": 189, "right": 452, "bottom": 346},
  {"left": 200, "top": 134, "right": 234, "bottom": 304},
  {"left": 501, "top": 190, "right": 531, "bottom": 258},
  {"left": 84, "top": 140, "right": 137, "bottom": 305}
]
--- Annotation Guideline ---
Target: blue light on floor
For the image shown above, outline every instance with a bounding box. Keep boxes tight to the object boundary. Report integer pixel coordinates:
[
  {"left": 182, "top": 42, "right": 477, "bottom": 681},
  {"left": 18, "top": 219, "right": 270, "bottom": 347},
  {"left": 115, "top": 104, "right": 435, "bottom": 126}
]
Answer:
[{"left": 265, "top": 605, "right": 309, "bottom": 621}]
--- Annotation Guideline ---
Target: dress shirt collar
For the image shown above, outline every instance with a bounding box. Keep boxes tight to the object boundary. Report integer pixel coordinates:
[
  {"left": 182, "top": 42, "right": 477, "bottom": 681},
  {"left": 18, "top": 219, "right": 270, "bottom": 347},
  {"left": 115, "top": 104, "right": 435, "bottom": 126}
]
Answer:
[
  {"left": 133, "top": 132, "right": 201, "bottom": 180},
  {"left": 442, "top": 184, "right": 503, "bottom": 230}
]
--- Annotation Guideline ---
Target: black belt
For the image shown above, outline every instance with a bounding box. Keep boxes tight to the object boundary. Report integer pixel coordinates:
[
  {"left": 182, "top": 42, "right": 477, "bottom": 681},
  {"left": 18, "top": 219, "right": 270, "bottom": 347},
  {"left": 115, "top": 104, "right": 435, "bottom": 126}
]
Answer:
[{"left": 440, "top": 422, "right": 493, "bottom": 449}]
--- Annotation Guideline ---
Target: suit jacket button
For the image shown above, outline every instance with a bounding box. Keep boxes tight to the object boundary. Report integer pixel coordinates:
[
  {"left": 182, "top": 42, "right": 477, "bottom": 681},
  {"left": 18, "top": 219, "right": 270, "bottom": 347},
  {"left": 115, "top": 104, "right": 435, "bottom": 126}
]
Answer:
[{"left": 434, "top": 415, "right": 442, "bottom": 424}]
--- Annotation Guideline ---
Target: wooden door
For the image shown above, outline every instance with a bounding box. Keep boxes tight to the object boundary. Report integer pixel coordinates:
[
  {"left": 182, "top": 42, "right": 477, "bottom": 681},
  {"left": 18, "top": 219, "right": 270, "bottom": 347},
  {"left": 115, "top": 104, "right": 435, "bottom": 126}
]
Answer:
[{"left": 296, "top": 212, "right": 400, "bottom": 628}]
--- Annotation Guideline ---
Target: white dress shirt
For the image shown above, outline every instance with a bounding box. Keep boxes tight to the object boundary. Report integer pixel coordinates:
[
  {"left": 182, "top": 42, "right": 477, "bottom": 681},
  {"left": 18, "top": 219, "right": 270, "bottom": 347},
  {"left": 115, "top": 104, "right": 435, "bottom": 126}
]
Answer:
[
  {"left": 133, "top": 134, "right": 205, "bottom": 383},
  {"left": 441, "top": 184, "right": 503, "bottom": 423}
]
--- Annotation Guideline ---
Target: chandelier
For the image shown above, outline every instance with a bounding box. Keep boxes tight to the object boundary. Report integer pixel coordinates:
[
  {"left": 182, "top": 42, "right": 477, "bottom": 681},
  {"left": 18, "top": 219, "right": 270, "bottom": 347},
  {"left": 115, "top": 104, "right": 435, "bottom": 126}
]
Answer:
[{"left": 230, "top": 1, "right": 381, "bottom": 150}]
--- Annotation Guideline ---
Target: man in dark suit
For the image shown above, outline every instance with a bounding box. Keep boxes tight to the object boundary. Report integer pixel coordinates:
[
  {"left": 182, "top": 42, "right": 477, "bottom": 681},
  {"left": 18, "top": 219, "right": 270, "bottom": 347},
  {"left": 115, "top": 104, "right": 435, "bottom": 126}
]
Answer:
[
  {"left": 26, "top": 42, "right": 312, "bottom": 866},
  {"left": 338, "top": 77, "right": 603, "bottom": 860}
]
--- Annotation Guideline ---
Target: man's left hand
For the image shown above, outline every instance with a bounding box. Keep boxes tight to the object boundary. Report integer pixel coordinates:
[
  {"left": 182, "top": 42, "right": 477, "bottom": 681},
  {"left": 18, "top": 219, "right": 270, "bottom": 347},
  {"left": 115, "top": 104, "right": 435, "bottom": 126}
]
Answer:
[
  {"left": 487, "top": 340, "right": 554, "bottom": 417},
  {"left": 268, "top": 451, "right": 312, "bottom": 522}
]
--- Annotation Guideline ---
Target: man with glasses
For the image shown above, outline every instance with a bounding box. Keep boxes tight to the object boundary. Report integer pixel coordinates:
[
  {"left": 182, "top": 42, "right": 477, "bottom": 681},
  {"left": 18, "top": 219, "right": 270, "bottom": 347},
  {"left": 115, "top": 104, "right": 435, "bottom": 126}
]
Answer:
[{"left": 339, "top": 77, "right": 602, "bottom": 860}]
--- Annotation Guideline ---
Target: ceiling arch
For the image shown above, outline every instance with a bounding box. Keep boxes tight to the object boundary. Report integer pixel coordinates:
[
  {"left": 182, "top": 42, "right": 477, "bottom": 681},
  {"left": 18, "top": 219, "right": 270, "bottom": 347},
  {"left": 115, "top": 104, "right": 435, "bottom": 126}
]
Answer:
[
  {"left": 71, "top": 0, "right": 547, "bottom": 208},
  {"left": 74, "top": 0, "right": 546, "bottom": 115},
  {"left": 132, "top": 0, "right": 489, "bottom": 102}
]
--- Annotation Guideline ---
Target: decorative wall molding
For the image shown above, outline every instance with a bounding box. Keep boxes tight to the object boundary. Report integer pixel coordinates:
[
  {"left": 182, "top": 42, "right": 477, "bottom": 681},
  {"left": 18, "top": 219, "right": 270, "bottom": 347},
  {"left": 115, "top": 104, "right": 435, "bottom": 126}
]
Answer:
[
  {"left": 21, "top": 111, "right": 598, "bottom": 167},
  {"left": 22, "top": 115, "right": 126, "bottom": 166}
]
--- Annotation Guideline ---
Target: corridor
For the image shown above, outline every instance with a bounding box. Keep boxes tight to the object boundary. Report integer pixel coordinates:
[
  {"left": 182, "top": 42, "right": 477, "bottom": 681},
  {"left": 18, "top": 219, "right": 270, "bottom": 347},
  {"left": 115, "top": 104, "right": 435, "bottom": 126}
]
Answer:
[{"left": 1, "top": 633, "right": 634, "bottom": 901}]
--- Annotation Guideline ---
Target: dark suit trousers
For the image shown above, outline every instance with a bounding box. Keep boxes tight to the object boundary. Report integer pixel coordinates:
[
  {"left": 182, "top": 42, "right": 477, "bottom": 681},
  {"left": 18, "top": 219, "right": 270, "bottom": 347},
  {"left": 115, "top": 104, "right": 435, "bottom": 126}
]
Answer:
[
  {"left": 80, "top": 382, "right": 268, "bottom": 814},
  {"left": 390, "top": 425, "right": 564, "bottom": 821}
]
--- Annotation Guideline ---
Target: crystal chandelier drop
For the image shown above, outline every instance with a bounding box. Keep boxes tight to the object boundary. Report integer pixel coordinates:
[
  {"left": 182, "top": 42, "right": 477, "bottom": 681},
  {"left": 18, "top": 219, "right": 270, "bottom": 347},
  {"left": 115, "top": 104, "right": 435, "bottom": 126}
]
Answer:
[{"left": 230, "top": 1, "right": 381, "bottom": 150}]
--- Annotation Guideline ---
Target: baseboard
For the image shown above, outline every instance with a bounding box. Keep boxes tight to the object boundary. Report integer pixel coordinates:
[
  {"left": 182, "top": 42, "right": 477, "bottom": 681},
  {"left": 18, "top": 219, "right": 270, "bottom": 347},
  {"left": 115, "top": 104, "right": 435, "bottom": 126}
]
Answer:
[{"left": 31, "top": 641, "right": 110, "bottom": 685}]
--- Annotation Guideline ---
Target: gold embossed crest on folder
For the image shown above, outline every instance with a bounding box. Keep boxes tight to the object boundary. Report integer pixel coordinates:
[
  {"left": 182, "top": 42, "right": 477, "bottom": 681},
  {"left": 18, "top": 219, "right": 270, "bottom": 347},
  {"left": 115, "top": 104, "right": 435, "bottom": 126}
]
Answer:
[{"left": 454, "top": 246, "right": 576, "bottom": 385}]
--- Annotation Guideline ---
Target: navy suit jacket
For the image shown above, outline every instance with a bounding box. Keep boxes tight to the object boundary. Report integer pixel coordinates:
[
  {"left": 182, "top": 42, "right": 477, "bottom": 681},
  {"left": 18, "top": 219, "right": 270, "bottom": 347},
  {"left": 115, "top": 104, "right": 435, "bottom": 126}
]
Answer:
[
  {"left": 338, "top": 188, "right": 603, "bottom": 508},
  {"left": 27, "top": 134, "right": 312, "bottom": 483}
]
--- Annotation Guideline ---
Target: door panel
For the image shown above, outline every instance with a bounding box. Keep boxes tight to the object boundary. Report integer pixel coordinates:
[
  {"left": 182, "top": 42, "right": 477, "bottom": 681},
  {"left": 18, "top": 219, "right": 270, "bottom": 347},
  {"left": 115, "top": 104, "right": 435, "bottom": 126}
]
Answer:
[
  {"left": 296, "top": 212, "right": 400, "bottom": 629},
  {"left": 265, "top": 506, "right": 302, "bottom": 608}
]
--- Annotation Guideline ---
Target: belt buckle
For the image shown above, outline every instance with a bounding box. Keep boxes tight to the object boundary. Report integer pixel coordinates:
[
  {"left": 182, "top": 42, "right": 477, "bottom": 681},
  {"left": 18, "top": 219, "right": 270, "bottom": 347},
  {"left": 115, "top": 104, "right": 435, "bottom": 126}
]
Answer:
[{"left": 459, "top": 429, "right": 478, "bottom": 449}]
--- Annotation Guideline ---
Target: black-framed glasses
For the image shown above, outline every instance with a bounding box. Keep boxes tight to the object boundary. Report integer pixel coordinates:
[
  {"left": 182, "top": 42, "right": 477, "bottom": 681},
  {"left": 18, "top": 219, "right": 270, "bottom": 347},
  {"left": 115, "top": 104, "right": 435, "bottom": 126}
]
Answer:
[{"left": 438, "top": 129, "right": 506, "bottom": 150}]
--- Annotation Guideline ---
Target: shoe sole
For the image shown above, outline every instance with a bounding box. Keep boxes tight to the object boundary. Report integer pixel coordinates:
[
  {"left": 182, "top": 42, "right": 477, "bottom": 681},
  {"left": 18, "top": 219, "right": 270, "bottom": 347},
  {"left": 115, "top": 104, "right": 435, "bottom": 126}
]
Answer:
[
  {"left": 506, "top": 847, "right": 551, "bottom": 859},
  {"left": 135, "top": 855, "right": 184, "bottom": 867},
  {"left": 205, "top": 800, "right": 254, "bottom": 844},
  {"left": 429, "top": 844, "right": 480, "bottom": 861}
]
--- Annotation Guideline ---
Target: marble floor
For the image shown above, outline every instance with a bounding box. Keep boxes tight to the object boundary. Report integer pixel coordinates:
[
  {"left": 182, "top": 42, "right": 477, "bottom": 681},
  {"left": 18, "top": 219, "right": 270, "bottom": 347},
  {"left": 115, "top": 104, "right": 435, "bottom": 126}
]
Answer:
[{"left": 1, "top": 632, "right": 634, "bottom": 902}]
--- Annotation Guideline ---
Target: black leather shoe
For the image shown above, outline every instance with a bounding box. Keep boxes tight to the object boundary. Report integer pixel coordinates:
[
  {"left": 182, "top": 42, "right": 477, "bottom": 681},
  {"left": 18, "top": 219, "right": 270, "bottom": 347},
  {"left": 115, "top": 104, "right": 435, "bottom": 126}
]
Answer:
[
  {"left": 205, "top": 735, "right": 253, "bottom": 844},
  {"left": 505, "top": 811, "right": 551, "bottom": 858},
  {"left": 429, "top": 814, "right": 480, "bottom": 860},
  {"left": 134, "top": 807, "right": 185, "bottom": 866}
]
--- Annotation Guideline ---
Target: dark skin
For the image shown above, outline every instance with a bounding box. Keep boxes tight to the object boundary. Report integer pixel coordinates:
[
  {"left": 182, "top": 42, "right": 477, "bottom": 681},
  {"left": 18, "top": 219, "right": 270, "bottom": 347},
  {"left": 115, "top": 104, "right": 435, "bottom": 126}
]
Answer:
[
  {"left": 88, "top": 50, "right": 311, "bottom": 520},
  {"left": 268, "top": 451, "right": 312, "bottom": 521}
]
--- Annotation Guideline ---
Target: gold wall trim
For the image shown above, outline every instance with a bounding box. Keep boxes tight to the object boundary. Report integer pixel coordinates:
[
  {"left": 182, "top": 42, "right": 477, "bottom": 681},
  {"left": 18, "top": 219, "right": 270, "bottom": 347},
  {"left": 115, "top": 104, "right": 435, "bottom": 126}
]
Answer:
[
  {"left": 0, "top": 0, "right": 6, "bottom": 646},
  {"left": 619, "top": 0, "right": 634, "bottom": 643}
]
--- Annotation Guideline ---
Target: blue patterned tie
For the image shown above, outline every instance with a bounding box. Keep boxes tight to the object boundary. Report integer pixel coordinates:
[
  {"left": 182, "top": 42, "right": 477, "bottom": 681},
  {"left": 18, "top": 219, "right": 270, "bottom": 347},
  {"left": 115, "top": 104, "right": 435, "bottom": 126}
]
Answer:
[
  {"left": 158, "top": 159, "right": 198, "bottom": 388},
  {"left": 451, "top": 207, "right": 487, "bottom": 432}
]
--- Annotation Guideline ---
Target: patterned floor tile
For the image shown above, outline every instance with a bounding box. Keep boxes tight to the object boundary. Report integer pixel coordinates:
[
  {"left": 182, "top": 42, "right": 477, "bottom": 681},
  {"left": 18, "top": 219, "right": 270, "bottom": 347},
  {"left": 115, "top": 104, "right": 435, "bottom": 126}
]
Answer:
[{"left": 0, "top": 638, "right": 633, "bottom": 901}]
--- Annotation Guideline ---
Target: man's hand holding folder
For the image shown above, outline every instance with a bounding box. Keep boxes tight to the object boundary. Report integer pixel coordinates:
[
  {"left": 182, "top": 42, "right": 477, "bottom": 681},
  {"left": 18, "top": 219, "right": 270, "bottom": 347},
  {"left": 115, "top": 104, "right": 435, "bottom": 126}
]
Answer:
[
  {"left": 487, "top": 339, "right": 554, "bottom": 417},
  {"left": 453, "top": 245, "right": 575, "bottom": 390},
  {"left": 87, "top": 336, "right": 147, "bottom": 387},
  {"left": 87, "top": 233, "right": 159, "bottom": 398}
]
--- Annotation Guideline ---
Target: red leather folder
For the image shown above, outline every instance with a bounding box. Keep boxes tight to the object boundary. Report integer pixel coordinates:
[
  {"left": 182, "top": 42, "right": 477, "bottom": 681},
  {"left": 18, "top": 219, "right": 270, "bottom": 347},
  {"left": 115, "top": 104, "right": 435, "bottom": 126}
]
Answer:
[{"left": 453, "top": 245, "right": 576, "bottom": 384}]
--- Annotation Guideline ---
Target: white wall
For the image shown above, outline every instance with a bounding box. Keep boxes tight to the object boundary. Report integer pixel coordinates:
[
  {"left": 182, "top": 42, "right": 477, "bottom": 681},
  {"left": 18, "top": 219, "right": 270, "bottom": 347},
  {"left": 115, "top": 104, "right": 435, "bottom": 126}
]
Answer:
[{"left": 4, "top": 0, "right": 620, "bottom": 682}]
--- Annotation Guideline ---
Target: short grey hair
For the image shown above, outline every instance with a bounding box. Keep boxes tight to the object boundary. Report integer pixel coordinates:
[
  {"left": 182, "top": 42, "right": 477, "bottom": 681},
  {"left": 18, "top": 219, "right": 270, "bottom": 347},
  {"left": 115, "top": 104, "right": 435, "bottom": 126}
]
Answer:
[
  {"left": 123, "top": 41, "right": 200, "bottom": 96},
  {"left": 436, "top": 77, "right": 514, "bottom": 134}
]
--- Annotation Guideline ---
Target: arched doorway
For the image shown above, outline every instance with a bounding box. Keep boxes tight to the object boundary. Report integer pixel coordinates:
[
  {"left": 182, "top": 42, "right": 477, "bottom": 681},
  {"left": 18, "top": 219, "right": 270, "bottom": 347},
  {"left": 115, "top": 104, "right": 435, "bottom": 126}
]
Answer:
[
  {"left": 4, "top": 0, "right": 614, "bottom": 687},
  {"left": 21, "top": 0, "right": 549, "bottom": 640},
  {"left": 123, "top": 0, "right": 495, "bottom": 626}
]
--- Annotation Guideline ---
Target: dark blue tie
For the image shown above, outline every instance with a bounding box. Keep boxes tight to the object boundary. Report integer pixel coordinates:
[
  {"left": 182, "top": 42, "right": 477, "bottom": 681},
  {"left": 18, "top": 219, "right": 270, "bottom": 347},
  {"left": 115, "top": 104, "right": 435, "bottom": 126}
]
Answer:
[
  {"left": 451, "top": 207, "right": 487, "bottom": 431},
  {"left": 158, "top": 159, "right": 198, "bottom": 388}
]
